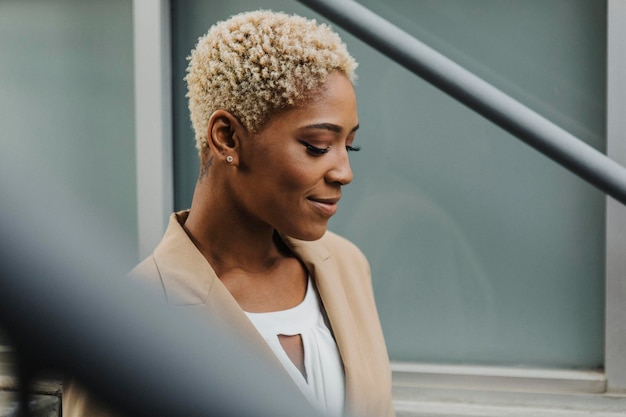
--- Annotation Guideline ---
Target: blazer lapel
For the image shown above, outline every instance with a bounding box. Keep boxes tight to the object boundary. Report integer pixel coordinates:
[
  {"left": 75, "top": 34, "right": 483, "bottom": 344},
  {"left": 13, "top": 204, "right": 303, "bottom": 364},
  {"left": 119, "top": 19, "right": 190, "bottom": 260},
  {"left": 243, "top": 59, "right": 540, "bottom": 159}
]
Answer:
[
  {"left": 151, "top": 214, "right": 372, "bottom": 415},
  {"left": 284, "top": 235, "right": 368, "bottom": 417},
  {"left": 151, "top": 213, "right": 279, "bottom": 363}
]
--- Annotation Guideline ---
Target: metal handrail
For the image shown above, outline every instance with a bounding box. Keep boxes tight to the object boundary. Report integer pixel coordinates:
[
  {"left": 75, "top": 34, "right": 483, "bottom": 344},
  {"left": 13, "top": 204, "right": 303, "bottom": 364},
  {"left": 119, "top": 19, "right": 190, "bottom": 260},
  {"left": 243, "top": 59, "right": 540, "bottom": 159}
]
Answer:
[{"left": 297, "top": 0, "right": 626, "bottom": 206}]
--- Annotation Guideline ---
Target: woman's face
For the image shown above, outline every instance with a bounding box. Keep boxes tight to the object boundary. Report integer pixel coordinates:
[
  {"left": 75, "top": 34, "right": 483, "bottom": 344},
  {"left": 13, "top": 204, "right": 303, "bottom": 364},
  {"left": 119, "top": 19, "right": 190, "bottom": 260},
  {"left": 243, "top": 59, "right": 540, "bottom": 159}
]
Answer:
[{"left": 234, "top": 72, "right": 359, "bottom": 241}]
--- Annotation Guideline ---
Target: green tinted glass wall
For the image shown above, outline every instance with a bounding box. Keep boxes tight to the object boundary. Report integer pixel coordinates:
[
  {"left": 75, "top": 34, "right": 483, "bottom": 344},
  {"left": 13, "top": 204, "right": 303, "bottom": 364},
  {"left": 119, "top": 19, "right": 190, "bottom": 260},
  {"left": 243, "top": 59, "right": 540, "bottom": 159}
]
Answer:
[{"left": 172, "top": 0, "right": 605, "bottom": 368}]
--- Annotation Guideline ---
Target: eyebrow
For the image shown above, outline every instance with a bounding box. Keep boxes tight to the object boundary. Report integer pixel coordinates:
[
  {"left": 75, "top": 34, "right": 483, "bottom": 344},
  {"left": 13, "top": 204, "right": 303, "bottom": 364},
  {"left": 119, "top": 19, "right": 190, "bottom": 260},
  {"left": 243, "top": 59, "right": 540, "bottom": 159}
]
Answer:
[{"left": 303, "top": 123, "right": 360, "bottom": 134}]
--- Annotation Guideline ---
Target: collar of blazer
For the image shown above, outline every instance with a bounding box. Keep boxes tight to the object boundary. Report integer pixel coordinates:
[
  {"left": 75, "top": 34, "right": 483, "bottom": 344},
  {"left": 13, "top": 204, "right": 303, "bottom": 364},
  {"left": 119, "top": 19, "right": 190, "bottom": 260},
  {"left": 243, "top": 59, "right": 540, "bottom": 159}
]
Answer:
[
  {"left": 151, "top": 211, "right": 332, "bottom": 307},
  {"left": 283, "top": 234, "right": 369, "bottom": 416},
  {"left": 151, "top": 211, "right": 368, "bottom": 415}
]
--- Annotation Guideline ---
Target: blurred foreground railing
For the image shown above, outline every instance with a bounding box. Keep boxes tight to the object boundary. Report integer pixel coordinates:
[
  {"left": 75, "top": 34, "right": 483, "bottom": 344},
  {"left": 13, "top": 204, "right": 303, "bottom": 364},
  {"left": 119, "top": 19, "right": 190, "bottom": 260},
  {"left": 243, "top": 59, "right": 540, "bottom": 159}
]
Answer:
[
  {"left": 0, "top": 152, "right": 324, "bottom": 417},
  {"left": 297, "top": 0, "right": 626, "bottom": 206}
]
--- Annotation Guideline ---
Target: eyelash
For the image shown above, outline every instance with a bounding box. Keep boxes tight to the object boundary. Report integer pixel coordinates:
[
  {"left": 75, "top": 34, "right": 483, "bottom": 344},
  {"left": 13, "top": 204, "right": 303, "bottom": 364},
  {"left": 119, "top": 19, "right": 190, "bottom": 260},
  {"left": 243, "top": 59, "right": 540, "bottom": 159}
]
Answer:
[
  {"left": 299, "top": 140, "right": 329, "bottom": 155},
  {"left": 298, "top": 140, "right": 361, "bottom": 155}
]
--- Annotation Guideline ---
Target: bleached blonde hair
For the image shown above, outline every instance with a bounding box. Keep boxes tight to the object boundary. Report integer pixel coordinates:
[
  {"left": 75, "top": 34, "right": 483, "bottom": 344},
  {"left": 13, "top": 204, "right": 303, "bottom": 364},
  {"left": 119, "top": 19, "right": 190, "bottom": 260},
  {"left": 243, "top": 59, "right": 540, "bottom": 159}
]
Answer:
[{"left": 185, "top": 10, "right": 358, "bottom": 152}]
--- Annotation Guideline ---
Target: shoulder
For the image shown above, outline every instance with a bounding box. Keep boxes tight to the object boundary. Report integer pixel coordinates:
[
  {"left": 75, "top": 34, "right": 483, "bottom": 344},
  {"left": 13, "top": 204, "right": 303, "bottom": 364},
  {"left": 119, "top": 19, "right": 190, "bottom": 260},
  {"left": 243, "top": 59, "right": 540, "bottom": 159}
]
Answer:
[
  {"left": 286, "top": 230, "right": 370, "bottom": 274},
  {"left": 313, "top": 230, "right": 368, "bottom": 263},
  {"left": 129, "top": 255, "right": 159, "bottom": 280},
  {"left": 325, "top": 231, "right": 370, "bottom": 273},
  {"left": 127, "top": 255, "right": 167, "bottom": 301},
  {"left": 285, "top": 231, "right": 371, "bottom": 287}
]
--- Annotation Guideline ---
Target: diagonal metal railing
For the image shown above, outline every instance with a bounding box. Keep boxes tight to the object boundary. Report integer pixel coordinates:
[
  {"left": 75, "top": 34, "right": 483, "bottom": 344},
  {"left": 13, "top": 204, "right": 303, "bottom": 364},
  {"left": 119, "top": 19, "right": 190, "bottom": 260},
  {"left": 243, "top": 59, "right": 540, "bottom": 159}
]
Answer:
[{"left": 297, "top": 0, "right": 626, "bottom": 206}]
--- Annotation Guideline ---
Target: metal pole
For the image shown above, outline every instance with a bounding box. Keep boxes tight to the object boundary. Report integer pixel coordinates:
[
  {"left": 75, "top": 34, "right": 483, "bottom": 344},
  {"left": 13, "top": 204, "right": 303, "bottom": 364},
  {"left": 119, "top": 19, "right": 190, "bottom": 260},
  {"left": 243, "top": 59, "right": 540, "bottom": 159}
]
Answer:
[
  {"left": 297, "top": 0, "right": 626, "bottom": 206},
  {"left": 605, "top": 0, "right": 626, "bottom": 394}
]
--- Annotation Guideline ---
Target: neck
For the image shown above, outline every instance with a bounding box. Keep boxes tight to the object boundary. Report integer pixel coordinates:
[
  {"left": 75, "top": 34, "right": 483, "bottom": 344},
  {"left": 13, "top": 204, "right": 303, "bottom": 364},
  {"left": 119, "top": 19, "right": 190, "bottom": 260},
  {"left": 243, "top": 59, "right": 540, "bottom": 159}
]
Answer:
[{"left": 183, "top": 179, "right": 286, "bottom": 275}]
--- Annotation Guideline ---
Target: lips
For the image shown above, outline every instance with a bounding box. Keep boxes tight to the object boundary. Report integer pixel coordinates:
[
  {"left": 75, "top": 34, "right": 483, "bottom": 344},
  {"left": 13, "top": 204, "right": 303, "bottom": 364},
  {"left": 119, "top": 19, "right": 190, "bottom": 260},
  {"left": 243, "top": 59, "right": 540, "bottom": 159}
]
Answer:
[{"left": 307, "top": 196, "right": 340, "bottom": 217}]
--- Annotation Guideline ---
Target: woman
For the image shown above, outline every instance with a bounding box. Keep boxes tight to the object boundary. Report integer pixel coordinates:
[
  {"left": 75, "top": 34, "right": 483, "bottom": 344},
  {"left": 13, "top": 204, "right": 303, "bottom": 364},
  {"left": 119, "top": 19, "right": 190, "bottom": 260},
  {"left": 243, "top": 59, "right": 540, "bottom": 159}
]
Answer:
[{"left": 64, "top": 10, "right": 394, "bottom": 417}]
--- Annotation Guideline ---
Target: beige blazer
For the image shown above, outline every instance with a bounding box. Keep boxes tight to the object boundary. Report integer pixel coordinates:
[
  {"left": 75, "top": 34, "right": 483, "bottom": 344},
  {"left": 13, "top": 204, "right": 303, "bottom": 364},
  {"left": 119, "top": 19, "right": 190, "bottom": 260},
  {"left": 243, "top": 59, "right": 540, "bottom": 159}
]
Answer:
[{"left": 64, "top": 211, "right": 395, "bottom": 417}]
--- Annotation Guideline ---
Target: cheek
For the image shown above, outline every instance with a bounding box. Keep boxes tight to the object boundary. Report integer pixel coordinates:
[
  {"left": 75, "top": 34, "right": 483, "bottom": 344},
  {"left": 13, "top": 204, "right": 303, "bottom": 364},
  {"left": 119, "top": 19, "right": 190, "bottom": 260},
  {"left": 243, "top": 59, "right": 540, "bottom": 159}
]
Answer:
[
  {"left": 269, "top": 157, "right": 318, "bottom": 190},
  {"left": 245, "top": 144, "right": 322, "bottom": 200},
  {"left": 281, "top": 166, "right": 320, "bottom": 195},
  {"left": 245, "top": 164, "right": 308, "bottom": 204}
]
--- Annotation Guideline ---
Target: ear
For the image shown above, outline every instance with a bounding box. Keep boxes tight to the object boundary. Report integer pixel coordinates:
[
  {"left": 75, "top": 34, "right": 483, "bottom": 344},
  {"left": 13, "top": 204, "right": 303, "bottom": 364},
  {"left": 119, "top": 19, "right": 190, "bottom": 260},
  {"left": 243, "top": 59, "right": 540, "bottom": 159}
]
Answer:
[{"left": 206, "top": 110, "right": 245, "bottom": 165}]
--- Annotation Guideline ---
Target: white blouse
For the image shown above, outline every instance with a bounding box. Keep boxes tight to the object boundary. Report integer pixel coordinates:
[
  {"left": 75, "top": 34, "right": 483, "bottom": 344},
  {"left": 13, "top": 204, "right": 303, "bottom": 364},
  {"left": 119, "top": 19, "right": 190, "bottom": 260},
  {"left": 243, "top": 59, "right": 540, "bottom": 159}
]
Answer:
[{"left": 245, "top": 278, "right": 346, "bottom": 417}]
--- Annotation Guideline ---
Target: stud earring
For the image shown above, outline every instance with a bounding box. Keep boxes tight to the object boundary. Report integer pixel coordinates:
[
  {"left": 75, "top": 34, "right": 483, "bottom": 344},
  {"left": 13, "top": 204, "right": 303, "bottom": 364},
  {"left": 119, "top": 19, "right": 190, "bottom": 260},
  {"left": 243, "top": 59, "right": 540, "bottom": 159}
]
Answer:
[{"left": 226, "top": 156, "right": 233, "bottom": 163}]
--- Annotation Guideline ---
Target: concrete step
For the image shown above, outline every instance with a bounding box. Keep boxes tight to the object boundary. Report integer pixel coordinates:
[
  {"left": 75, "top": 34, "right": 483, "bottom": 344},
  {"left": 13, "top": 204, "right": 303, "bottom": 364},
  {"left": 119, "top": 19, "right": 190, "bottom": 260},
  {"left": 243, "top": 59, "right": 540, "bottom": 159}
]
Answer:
[
  {"left": 0, "top": 349, "right": 61, "bottom": 417},
  {"left": 0, "top": 392, "right": 60, "bottom": 417}
]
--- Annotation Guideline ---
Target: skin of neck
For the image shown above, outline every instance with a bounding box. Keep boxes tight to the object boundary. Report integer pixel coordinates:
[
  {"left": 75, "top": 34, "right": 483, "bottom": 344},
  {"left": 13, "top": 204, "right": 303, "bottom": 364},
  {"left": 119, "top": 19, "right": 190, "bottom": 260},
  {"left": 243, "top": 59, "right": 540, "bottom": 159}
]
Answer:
[{"left": 183, "top": 154, "right": 285, "bottom": 275}]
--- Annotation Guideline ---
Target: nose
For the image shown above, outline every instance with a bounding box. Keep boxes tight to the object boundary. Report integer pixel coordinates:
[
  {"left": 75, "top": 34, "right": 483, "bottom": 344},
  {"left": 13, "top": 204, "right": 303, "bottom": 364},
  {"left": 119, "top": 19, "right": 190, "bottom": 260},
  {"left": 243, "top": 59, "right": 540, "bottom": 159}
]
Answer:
[{"left": 325, "top": 149, "right": 353, "bottom": 186}]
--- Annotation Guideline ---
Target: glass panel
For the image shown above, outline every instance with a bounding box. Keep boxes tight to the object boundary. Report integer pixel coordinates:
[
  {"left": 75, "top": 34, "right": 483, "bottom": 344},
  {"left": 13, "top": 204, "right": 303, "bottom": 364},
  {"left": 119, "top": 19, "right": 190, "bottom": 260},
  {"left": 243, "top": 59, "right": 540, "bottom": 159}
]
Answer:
[
  {"left": 171, "top": 0, "right": 605, "bottom": 369},
  {"left": 0, "top": 1, "right": 137, "bottom": 266}
]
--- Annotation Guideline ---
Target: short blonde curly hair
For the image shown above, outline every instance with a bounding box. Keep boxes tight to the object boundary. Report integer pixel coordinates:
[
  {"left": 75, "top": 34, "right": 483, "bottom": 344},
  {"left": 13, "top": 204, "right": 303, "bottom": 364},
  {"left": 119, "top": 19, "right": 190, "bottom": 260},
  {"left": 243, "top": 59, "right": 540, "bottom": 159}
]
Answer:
[{"left": 185, "top": 10, "right": 358, "bottom": 152}]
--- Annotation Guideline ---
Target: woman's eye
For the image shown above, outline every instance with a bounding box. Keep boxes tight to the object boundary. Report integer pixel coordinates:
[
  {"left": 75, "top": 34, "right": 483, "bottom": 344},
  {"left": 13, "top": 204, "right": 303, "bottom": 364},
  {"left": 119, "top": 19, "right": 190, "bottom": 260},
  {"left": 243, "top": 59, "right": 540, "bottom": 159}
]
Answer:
[
  {"left": 298, "top": 140, "right": 329, "bottom": 155},
  {"left": 346, "top": 145, "right": 361, "bottom": 152}
]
